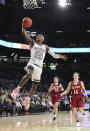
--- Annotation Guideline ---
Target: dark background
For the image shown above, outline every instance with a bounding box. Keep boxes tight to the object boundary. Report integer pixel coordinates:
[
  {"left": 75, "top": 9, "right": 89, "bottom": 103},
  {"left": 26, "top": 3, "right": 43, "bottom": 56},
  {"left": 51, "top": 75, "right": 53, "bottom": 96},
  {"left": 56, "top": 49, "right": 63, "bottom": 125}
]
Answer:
[{"left": 0, "top": 0, "right": 90, "bottom": 47}]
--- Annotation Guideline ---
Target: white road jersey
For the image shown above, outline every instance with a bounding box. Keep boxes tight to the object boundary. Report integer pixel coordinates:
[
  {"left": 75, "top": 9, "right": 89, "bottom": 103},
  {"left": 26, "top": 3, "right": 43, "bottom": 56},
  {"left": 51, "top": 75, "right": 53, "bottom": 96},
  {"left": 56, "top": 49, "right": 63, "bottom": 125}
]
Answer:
[{"left": 29, "top": 43, "right": 46, "bottom": 68}]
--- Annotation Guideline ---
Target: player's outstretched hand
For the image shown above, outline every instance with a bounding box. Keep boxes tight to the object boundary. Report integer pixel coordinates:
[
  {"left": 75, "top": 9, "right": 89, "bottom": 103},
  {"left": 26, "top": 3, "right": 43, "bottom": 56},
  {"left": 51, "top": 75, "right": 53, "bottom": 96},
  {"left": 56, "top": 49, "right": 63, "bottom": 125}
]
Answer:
[
  {"left": 60, "top": 54, "right": 68, "bottom": 61},
  {"left": 85, "top": 95, "right": 88, "bottom": 100},
  {"left": 83, "top": 95, "right": 88, "bottom": 101},
  {"left": 22, "top": 20, "right": 27, "bottom": 30}
]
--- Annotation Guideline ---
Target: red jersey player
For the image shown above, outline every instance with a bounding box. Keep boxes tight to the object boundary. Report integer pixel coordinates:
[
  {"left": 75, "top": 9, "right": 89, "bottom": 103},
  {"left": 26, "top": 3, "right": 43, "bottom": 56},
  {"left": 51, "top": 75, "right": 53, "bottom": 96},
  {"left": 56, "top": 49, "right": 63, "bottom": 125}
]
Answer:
[
  {"left": 49, "top": 76, "right": 64, "bottom": 121},
  {"left": 61, "top": 72, "right": 88, "bottom": 127}
]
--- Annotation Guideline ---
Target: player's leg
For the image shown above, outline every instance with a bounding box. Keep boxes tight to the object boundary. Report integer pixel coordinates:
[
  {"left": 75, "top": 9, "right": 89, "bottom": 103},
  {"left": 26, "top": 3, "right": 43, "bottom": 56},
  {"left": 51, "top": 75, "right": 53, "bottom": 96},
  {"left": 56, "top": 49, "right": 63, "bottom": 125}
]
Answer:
[
  {"left": 11, "top": 66, "right": 34, "bottom": 99},
  {"left": 72, "top": 108, "right": 79, "bottom": 121},
  {"left": 29, "top": 82, "right": 39, "bottom": 98},
  {"left": 51, "top": 99, "right": 56, "bottom": 120},
  {"left": 24, "top": 82, "right": 39, "bottom": 111},
  {"left": 52, "top": 102, "right": 59, "bottom": 121},
  {"left": 19, "top": 67, "right": 34, "bottom": 88},
  {"left": 52, "top": 103, "right": 56, "bottom": 120},
  {"left": 72, "top": 107, "right": 80, "bottom": 126},
  {"left": 24, "top": 66, "right": 42, "bottom": 111},
  {"left": 54, "top": 102, "right": 59, "bottom": 119},
  {"left": 71, "top": 97, "right": 80, "bottom": 126},
  {"left": 78, "top": 97, "right": 86, "bottom": 117}
]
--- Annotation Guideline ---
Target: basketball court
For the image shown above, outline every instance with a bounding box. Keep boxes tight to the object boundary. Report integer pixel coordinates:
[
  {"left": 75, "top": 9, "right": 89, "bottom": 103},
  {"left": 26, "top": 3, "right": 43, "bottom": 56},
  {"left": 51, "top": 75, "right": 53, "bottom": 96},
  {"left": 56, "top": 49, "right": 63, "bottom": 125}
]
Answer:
[{"left": 0, "top": 111, "right": 90, "bottom": 131}]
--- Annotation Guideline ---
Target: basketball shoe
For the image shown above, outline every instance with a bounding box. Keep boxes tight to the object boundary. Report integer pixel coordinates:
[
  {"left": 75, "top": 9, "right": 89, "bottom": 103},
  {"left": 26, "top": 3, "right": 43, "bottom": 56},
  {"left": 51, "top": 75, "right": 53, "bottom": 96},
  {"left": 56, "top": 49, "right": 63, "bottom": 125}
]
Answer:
[
  {"left": 11, "top": 88, "right": 19, "bottom": 99},
  {"left": 75, "top": 121, "right": 80, "bottom": 127}
]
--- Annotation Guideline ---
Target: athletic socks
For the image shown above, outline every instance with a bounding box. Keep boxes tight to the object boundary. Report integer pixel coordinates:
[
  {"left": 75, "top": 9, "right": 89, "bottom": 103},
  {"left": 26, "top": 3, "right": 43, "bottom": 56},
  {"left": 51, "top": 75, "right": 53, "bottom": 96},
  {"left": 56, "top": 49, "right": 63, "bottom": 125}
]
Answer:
[
  {"left": 76, "top": 120, "right": 79, "bottom": 122},
  {"left": 53, "top": 115, "right": 56, "bottom": 121},
  {"left": 75, "top": 121, "right": 80, "bottom": 127},
  {"left": 53, "top": 117, "right": 56, "bottom": 121},
  {"left": 54, "top": 115, "right": 56, "bottom": 118},
  {"left": 83, "top": 113, "right": 85, "bottom": 115},
  {"left": 83, "top": 113, "right": 87, "bottom": 119}
]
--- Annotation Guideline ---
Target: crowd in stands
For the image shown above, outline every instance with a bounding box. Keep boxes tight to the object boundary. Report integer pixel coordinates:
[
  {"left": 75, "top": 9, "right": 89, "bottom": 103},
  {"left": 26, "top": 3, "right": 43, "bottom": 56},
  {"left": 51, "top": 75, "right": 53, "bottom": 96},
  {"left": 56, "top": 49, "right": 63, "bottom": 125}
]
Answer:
[{"left": 0, "top": 77, "right": 70, "bottom": 117}]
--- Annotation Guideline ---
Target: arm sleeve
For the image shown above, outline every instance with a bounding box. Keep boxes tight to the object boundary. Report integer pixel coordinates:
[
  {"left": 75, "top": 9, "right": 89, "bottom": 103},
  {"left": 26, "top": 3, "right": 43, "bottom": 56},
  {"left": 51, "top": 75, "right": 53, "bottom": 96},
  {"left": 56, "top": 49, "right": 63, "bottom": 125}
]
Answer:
[{"left": 48, "top": 49, "right": 60, "bottom": 59}]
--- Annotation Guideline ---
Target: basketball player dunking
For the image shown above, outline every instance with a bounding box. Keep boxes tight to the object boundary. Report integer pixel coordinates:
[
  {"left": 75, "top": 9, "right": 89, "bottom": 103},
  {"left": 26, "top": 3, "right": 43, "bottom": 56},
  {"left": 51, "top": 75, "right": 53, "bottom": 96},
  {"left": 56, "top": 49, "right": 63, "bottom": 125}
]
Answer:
[
  {"left": 49, "top": 76, "right": 64, "bottom": 121},
  {"left": 61, "top": 72, "right": 88, "bottom": 127},
  {"left": 11, "top": 20, "right": 67, "bottom": 110}
]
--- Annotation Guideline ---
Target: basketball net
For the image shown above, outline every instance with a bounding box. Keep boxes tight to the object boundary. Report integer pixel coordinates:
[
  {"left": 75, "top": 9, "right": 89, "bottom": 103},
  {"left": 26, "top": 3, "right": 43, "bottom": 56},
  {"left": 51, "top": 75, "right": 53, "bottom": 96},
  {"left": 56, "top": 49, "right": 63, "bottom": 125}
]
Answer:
[{"left": 23, "top": 0, "right": 38, "bottom": 9}]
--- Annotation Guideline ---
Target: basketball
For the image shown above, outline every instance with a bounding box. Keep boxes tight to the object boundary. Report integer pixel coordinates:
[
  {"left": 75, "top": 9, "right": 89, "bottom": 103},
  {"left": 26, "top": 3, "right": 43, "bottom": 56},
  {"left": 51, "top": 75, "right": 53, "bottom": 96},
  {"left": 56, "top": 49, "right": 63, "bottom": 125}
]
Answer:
[{"left": 22, "top": 17, "right": 32, "bottom": 28}]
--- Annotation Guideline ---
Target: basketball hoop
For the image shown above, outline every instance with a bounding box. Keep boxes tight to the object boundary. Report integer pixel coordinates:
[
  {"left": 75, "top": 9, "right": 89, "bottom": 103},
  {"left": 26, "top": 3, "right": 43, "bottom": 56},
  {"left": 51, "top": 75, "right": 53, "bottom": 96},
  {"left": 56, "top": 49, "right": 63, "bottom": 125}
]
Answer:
[{"left": 23, "top": 0, "right": 39, "bottom": 10}]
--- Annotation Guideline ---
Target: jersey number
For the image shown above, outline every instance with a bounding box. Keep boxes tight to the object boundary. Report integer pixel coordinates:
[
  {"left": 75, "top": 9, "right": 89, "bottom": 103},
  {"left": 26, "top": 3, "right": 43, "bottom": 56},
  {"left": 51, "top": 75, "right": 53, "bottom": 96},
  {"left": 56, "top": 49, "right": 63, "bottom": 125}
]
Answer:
[
  {"left": 34, "top": 49, "right": 43, "bottom": 60},
  {"left": 55, "top": 88, "right": 58, "bottom": 92},
  {"left": 74, "top": 90, "right": 78, "bottom": 95}
]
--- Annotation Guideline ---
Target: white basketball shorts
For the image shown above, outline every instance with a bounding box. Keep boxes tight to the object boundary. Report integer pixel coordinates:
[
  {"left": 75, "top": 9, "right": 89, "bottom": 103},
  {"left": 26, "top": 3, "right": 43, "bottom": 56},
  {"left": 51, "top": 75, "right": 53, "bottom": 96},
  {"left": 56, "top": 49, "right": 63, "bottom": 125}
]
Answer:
[{"left": 24, "top": 62, "right": 42, "bottom": 82}]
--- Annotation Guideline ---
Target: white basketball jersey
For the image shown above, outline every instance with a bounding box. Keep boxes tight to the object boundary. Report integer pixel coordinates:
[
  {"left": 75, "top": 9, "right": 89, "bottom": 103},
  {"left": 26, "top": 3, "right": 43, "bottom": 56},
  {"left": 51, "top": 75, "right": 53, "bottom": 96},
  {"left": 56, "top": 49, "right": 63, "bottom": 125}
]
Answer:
[{"left": 29, "top": 43, "right": 46, "bottom": 67}]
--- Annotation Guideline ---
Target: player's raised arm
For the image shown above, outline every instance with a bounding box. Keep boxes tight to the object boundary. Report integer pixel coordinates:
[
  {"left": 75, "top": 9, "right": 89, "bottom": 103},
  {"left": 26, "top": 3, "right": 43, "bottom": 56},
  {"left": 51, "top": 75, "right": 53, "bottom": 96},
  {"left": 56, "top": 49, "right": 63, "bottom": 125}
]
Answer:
[
  {"left": 22, "top": 23, "right": 35, "bottom": 47},
  {"left": 61, "top": 82, "right": 71, "bottom": 97},
  {"left": 46, "top": 45, "right": 68, "bottom": 61}
]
